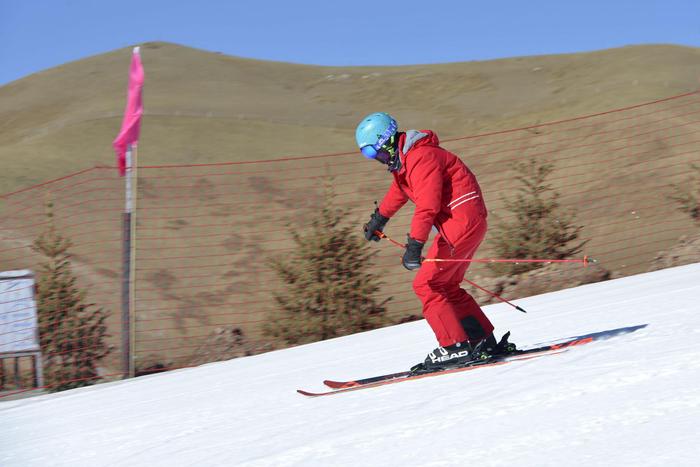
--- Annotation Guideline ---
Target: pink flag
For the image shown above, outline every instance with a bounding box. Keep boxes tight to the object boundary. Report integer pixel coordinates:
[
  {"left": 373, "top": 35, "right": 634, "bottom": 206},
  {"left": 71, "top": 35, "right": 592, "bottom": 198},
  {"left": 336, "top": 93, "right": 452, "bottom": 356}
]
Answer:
[{"left": 113, "top": 47, "right": 144, "bottom": 176}]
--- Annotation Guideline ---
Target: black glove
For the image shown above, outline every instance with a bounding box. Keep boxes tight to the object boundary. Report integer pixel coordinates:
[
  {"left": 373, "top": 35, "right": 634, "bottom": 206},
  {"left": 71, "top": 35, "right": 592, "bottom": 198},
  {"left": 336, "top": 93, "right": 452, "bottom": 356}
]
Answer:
[
  {"left": 363, "top": 208, "right": 389, "bottom": 242},
  {"left": 402, "top": 236, "right": 424, "bottom": 270}
]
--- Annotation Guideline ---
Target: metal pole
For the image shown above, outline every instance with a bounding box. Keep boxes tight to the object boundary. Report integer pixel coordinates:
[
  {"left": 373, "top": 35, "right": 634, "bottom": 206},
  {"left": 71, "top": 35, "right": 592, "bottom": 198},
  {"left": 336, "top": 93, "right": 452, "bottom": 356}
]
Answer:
[
  {"left": 129, "top": 146, "right": 138, "bottom": 377},
  {"left": 121, "top": 145, "right": 134, "bottom": 378}
]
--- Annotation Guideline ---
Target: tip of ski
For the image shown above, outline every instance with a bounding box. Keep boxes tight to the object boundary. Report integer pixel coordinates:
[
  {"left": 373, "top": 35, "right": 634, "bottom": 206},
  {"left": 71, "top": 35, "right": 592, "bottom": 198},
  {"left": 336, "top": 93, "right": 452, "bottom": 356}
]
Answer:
[
  {"left": 323, "top": 380, "right": 360, "bottom": 389},
  {"left": 297, "top": 389, "right": 326, "bottom": 397},
  {"left": 324, "top": 371, "right": 411, "bottom": 389}
]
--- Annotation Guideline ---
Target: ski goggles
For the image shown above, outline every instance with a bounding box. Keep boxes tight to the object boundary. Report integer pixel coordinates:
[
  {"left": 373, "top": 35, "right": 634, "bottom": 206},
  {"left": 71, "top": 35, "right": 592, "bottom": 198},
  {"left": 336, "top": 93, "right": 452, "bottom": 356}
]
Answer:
[
  {"left": 361, "top": 144, "right": 381, "bottom": 159},
  {"left": 361, "top": 145, "right": 392, "bottom": 164},
  {"left": 360, "top": 120, "right": 398, "bottom": 161}
]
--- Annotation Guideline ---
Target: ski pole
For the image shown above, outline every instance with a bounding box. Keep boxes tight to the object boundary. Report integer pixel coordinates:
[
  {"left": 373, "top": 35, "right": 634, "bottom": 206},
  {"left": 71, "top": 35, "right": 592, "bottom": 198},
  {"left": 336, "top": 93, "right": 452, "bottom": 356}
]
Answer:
[
  {"left": 460, "top": 277, "right": 527, "bottom": 313},
  {"left": 376, "top": 231, "right": 406, "bottom": 250},
  {"left": 375, "top": 231, "right": 527, "bottom": 313}
]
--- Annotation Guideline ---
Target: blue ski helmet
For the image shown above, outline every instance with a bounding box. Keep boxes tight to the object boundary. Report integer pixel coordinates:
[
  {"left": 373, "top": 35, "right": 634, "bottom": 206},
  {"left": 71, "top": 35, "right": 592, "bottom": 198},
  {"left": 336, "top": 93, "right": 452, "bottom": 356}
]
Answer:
[{"left": 355, "top": 112, "right": 398, "bottom": 160}]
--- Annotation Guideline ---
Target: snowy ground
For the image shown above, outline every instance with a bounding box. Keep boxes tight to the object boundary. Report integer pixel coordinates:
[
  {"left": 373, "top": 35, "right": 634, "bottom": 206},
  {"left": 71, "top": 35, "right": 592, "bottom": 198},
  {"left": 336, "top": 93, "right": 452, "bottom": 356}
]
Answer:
[{"left": 2, "top": 263, "right": 700, "bottom": 467}]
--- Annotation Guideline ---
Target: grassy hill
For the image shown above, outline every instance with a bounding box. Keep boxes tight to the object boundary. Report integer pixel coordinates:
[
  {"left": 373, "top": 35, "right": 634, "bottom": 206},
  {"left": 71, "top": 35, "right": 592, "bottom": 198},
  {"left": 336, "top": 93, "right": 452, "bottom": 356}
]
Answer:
[
  {"left": 1, "top": 42, "right": 699, "bottom": 376},
  {"left": 1, "top": 41, "right": 699, "bottom": 193}
]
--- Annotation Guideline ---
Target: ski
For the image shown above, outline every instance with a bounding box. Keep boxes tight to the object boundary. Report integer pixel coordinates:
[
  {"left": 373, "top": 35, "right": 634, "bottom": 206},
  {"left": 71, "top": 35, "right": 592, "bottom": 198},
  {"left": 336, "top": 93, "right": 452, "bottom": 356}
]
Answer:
[
  {"left": 298, "top": 324, "right": 647, "bottom": 397},
  {"left": 298, "top": 351, "right": 564, "bottom": 397},
  {"left": 322, "top": 344, "right": 559, "bottom": 390}
]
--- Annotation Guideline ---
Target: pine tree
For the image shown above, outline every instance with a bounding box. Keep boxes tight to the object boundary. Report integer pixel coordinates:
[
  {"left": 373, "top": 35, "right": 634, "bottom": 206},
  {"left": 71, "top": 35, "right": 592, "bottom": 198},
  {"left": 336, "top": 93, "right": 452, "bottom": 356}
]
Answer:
[
  {"left": 264, "top": 184, "right": 392, "bottom": 345},
  {"left": 490, "top": 158, "right": 588, "bottom": 276},
  {"left": 32, "top": 202, "right": 111, "bottom": 392}
]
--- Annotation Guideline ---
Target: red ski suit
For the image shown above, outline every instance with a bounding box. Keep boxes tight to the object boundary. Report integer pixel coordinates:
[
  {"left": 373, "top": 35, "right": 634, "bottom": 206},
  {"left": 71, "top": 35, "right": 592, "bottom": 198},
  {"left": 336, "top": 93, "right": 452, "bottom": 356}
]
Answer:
[{"left": 378, "top": 130, "right": 493, "bottom": 347}]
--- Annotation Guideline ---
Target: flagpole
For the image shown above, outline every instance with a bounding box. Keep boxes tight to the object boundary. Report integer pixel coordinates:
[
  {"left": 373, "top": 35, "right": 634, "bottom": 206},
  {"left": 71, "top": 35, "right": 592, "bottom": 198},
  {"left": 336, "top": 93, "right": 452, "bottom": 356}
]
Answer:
[
  {"left": 121, "top": 145, "right": 136, "bottom": 378},
  {"left": 115, "top": 45, "right": 143, "bottom": 380},
  {"left": 129, "top": 144, "right": 137, "bottom": 378}
]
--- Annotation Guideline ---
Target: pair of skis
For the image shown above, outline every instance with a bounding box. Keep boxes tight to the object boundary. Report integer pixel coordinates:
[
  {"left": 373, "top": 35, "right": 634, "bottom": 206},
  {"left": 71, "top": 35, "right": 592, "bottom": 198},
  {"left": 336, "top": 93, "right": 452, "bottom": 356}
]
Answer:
[{"left": 297, "top": 324, "right": 648, "bottom": 397}]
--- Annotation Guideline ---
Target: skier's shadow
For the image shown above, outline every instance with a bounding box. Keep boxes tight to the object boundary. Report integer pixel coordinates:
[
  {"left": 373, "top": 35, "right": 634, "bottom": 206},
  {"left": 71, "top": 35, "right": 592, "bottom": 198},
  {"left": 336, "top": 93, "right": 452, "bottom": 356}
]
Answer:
[{"left": 540, "top": 324, "right": 649, "bottom": 346}]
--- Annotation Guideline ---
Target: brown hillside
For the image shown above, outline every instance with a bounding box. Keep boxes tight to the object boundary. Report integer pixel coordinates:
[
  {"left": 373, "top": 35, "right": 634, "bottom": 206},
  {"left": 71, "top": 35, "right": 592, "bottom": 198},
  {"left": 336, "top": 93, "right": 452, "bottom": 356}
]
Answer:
[
  {"left": 1, "top": 42, "right": 699, "bottom": 193},
  {"left": 1, "top": 42, "right": 699, "bottom": 374}
]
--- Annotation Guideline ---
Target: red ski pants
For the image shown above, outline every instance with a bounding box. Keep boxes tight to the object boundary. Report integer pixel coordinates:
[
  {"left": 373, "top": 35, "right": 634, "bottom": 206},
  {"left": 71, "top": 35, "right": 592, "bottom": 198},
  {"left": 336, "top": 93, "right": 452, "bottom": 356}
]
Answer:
[{"left": 412, "top": 215, "right": 494, "bottom": 347}]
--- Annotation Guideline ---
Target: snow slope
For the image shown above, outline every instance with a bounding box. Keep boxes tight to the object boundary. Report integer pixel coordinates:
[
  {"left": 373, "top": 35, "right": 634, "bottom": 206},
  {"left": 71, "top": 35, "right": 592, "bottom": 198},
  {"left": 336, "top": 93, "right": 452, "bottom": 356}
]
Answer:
[{"left": 2, "top": 263, "right": 700, "bottom": 467}]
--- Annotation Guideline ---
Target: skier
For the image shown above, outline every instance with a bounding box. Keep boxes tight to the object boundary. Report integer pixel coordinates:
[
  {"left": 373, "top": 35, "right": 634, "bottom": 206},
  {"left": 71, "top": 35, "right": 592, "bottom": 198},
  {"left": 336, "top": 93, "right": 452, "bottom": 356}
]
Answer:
[{"left": 355, "top": 112, "right": 514, "bottom": 371}]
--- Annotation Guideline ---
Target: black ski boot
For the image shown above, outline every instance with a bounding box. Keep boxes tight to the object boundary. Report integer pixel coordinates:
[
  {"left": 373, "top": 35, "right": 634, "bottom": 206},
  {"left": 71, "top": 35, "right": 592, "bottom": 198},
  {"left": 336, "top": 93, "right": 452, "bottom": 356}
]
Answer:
[{"left": 410, "top": 340, "right": 490, "bottom": 374}]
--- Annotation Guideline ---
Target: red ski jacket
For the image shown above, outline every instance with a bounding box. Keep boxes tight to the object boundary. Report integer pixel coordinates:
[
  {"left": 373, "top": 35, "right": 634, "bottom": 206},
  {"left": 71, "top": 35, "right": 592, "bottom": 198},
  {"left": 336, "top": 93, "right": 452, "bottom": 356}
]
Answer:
[{"left": 378, "top": 130, "right": 487, "bottom": 245}]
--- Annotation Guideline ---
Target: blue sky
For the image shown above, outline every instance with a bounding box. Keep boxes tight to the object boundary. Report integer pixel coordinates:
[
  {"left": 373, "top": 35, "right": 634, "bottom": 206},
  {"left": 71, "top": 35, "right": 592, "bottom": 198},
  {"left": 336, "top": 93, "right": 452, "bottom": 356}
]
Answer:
[{"left": 1, "top": 0, "right": 699, "bottom": 85}]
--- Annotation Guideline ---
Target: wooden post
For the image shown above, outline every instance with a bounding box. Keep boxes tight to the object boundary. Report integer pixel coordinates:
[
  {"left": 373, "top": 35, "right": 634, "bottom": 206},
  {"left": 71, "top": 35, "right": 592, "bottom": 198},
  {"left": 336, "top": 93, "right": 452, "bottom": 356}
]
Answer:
[{"left": 13, "top": 357, "right": 20, "bottom": 388}]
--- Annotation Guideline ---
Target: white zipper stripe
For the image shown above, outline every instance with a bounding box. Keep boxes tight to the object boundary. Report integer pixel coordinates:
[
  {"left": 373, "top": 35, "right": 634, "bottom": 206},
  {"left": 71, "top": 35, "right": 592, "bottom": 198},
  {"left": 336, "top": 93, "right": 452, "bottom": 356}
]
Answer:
[
  {"left": 447, "top": 191, "right": 476, "bottom": 207},
  {"left": 450, "top": 195, "right": 480, "bottom": 210}
]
